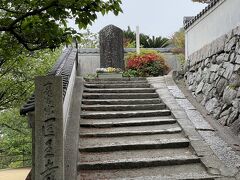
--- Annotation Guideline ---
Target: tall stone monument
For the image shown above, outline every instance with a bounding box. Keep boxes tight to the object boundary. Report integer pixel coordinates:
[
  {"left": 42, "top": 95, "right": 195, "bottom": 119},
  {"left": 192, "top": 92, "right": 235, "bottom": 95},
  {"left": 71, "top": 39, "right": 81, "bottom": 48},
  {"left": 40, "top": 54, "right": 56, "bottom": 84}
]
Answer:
[{"left": 99, "top": 25, "right": 124, "bottom": 70}]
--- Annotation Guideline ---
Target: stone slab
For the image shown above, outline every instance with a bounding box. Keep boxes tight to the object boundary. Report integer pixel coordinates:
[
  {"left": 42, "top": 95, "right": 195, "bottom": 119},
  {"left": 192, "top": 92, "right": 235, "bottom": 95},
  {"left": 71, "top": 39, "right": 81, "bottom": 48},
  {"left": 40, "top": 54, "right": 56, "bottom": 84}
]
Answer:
[{"left": 35, "top": 76, "right": 64, "bottom": 180}]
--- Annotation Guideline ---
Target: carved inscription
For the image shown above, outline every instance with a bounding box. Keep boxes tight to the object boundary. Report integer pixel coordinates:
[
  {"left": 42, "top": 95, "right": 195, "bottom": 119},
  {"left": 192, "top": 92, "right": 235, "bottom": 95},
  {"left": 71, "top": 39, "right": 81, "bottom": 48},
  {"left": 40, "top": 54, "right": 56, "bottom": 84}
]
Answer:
[
  {"left": 35, "top": 76, "right": 63, "bottom": 180},
  {"left": 41, "top": 83, "right": 58, "bottom": 179}
]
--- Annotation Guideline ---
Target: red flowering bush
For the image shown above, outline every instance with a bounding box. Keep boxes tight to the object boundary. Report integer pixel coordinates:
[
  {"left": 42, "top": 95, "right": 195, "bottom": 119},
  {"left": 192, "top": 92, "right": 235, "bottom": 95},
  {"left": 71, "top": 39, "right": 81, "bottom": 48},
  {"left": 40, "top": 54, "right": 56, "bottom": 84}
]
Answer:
[{"left": 124, "top": 50, "right": 169, "bottom": 77}]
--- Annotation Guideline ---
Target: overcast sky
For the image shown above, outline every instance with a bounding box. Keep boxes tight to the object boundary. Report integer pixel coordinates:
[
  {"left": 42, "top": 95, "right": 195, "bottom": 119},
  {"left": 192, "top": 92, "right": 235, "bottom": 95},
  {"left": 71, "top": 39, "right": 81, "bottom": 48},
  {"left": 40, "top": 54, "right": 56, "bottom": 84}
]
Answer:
[{"left": 70, "top": 0, "right": 206, "bottom": 38}]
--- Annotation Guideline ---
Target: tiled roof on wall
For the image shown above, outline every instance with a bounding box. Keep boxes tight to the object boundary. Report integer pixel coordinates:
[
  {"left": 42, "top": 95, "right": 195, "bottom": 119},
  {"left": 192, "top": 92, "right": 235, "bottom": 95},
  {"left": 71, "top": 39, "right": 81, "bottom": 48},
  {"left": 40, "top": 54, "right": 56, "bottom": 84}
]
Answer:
[
  {"left": 184, "top": 0, "right": 221, "bottom": 29},
  {"left": 79, "top": 48, "right": 172, "bottom": 54}
]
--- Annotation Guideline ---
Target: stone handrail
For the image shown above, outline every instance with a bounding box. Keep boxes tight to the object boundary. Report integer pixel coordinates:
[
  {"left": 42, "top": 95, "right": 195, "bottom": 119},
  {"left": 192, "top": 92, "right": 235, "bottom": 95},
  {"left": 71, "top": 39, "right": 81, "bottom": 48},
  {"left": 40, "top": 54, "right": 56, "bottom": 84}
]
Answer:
[{"left": 20, "top": 45, "right": 79, "bottom": 180}]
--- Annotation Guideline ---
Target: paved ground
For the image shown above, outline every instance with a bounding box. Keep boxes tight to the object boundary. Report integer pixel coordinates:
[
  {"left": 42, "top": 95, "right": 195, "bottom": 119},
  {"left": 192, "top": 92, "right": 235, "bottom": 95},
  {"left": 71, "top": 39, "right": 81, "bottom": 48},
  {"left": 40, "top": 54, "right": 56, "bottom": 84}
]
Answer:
[
  {"left": 0, "top": 168, "right": 30, "bottom": 180},
  {"left": 78, "top": 76, "right": 240, "bottom": 179}
]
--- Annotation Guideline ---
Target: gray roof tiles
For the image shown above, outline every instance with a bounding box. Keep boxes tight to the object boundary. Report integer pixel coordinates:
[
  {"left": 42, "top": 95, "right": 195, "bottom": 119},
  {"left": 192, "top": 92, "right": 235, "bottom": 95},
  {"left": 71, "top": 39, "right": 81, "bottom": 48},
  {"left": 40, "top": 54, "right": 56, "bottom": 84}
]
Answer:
[{"left": 184, "top": 0, "right": 221, "bottom": 29}]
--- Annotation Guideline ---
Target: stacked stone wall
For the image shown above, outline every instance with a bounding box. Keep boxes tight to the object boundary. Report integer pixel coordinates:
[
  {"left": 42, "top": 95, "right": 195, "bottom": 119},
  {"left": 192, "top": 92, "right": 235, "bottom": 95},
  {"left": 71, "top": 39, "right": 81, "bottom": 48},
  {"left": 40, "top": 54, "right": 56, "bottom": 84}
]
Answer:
[{"left": 185, "top": 26, "right": 240, "bottom": 137}]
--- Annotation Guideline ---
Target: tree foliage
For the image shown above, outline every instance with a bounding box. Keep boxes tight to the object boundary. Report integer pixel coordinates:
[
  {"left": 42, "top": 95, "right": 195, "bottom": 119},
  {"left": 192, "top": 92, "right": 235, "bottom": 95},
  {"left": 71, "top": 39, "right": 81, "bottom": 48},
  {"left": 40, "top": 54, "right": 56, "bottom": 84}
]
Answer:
[
  {"left": 123, "top": 26, "right": 170, "bottom": 48},
  {"left": 0, "top": 109, "right": 31, "bottom": 168},
  {"left": 171, "top": 28, "right": 186, "bottom": 68},
  {"left": 0, "top": 0, "right": 122, "bottom": 51},
  {"left": 79, "top": 29, "right": 99, "bottom": 48},
  {"left": 0, "top": 49, "right": 61, "bottom": 110}
]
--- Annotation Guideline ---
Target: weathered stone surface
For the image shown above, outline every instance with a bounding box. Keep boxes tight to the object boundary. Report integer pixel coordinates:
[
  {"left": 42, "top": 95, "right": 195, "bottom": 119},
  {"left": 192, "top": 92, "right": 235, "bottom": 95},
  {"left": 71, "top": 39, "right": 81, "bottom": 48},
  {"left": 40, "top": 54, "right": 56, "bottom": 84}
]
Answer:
[
  {"left": 216, "top": 78, "right": 227, "bottom": 95},
  {"left": 186, "top": 26, "right": 240, "bottom": 135},
  {"left": 35, "top": 76, "right": 64, "bottom": 180},
  {"left": 210, "top": 64, "right": 219, "bottom": 72},
  {"left": 223, "top": 62, "right": 234, "bottom": 79},
  {"left": 237, "top": 87, "right": 240, "bottom": 98},
  {"left": 205, "top": 98, "right": 218, "bottom": 114},
  {"left": 229, "top": 52, "right": 236, "bottom": 63},
  {"left": 99, "top": 25, "right": 124, "bottom": 70},
  {"left": 223, "top": 86, "right": 237, "bottom": 105},
  {"left": 227, "top": 109, "right": 238, "bottom": 126},
  {"left": 230, "top": 117, "right": 240, "bottom": 136},
  {"left": 224, "top": 36, "right": 236, "bottom": 52},
  {"left": 195, "top": 81, "right": 204, "bottom": 94},
  {"left": 216, "top": 54, "right": 224, "bottom": 64},
  {"left": 229, "top": 73, "right": 240, "bottom": 87},
  {"left": 235, "top": 55, "right": 240, "bottom": 64}
]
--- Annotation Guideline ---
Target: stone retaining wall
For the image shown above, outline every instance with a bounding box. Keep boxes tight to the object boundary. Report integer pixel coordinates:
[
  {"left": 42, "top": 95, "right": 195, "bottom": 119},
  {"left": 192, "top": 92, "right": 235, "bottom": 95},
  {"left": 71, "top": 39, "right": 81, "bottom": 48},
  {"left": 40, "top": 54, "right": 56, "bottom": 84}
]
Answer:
[{"left": 185, "top": 25, "right": 240, "bottom": 137}]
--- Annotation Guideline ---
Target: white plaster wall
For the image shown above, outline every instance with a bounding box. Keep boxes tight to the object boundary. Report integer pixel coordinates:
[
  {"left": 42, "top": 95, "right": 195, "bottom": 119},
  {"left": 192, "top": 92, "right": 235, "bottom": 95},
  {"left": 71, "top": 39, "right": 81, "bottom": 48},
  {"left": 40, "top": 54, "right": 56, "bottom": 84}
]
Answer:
[
  {"left": 186, "top": 0, "right": 240, "bottom": 57},
  {"left": 79, "top": 54, "right": 100, "bottom": 75},
  {"left": 79, "top": 53, "right": 180, "bottom": 76}
]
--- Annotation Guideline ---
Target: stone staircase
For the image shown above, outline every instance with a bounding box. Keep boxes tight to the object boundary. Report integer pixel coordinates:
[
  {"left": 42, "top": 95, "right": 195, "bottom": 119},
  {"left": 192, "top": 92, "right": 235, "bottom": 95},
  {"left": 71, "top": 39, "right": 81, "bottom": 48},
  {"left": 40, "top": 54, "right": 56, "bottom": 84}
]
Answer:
[{"left": 78, "top": 78, "right": 217, "bottom": 179}]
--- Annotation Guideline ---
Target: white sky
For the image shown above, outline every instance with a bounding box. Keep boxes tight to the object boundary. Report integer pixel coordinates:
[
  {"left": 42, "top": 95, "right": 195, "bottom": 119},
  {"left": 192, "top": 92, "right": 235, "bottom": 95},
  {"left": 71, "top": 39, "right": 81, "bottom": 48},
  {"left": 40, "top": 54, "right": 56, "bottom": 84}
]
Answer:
[{"left": 69, "top": 0, "right": 207, "bottom": 38}]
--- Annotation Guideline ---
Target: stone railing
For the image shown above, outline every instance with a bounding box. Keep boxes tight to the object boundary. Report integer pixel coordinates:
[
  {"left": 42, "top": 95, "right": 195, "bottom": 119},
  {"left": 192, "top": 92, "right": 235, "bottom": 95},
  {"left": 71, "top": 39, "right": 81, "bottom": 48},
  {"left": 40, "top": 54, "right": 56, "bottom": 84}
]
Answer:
[{"left": 20, "top": 45, "right": 80, "bottom": 180}]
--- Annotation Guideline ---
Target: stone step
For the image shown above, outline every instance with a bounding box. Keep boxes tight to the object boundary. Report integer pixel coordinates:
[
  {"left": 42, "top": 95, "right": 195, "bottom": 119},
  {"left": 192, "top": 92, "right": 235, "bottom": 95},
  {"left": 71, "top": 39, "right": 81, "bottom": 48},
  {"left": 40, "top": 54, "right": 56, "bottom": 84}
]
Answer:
[
  {"left": 79, "top": 134, "right": 189, "bottom": 152},
  {"left": 80, "top": 116, "right": 176, "bottom": 128},
  {"left": 78, "top": 163, "right": 217, "bottom": 179},
  {"left": 79, "top": 124, "right": 181, "bottom": 137},
  {"left": 84, "top": 77, "right": 147, "bottom": 82},
  {"left": 84, "top": 83, "right": 151, "bottom": 88},
  {"left": 82, "top": 98, "right": 161, "bottom": 105},
  {"left": 79, "top": 148, "right": 193, "bottom": 163},
  {"left": 78, "top": 155, "right": 200, "bottom": 170},
  {"left": 80, "top": 110, "right": 171, "bottom": 119},
  {"left": 81, "top": 104, "right": 166, "bottom": 111},
  {"left": 83, "top": 88, "right": 156, "bottom": 93},
  {"left": 82, "top": 93, "right": 159, "bottom": 99},
  {"left": 84, "top": 80, "right": 148, "bottom": 84}
]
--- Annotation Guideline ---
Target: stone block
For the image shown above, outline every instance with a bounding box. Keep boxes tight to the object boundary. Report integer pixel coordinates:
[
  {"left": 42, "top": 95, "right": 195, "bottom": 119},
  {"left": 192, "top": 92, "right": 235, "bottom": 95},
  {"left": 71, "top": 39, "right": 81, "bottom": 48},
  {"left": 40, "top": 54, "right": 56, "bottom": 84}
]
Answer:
[
  {"left": 35, "top": 76, "right": 64, "bottom": 180},
  {"left": 223, "top": 86, "right": 237, "bottom": 105},
  {"left": 222, "top": 62, "right": 234, "bottom": 79},
  {"left": 224, "top": 36, "right": 236, "bottom": 52},
  {"left": 230, "top": 117, "right": 240, "bottom": 136},
  {"left": 99, "top": 25, "right": 124, "bottom": 70},
  {"left": 205, "top": 98, "right": 218, "bottom": 114},
  {"left": 210, "top": 64, "right": 219, "bottom": 72},
  {"left": 235, "top": 54, "right": 240, "bottom": 64},
  {"left": 216, "top": 54, "right": 224, "bottom": 64},
  {"left": 195, "top": 81, "right": 205, "bottom": 94}
]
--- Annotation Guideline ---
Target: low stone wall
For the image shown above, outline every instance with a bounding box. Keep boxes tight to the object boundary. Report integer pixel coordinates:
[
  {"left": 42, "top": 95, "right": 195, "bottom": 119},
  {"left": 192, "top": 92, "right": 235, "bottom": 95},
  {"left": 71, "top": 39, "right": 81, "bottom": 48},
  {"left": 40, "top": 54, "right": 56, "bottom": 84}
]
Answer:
[{"left": 185, "top": 25, "right": 240, "bottom": 137}]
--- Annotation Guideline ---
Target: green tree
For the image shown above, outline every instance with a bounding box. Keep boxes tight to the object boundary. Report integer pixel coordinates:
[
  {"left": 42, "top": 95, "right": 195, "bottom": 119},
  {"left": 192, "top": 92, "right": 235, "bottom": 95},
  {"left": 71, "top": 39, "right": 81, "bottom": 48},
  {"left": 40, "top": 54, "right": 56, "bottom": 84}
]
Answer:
[
  {"left": 0, "top": 0, "right": 122, "bottom": 52},
  {"left": 79, "top": 29, "right": 99, "bottom": 48},
  {"left": 140, "top": 34, "right": 169, "bottom": 48},
  {"left": 123, "top": 26, "right": 170, "bottom": 48},
  {"left": 171, "top": 28, "right": 185, "bottom": 69},
  {"left": 0, "top": 49, "right": 61, "bottom": 110},
  {"left": 0, "top": 49, "right": 60, "bottom": 168},
  {"left": 0, "top": 109, "right": 31, "bottom": 168}
]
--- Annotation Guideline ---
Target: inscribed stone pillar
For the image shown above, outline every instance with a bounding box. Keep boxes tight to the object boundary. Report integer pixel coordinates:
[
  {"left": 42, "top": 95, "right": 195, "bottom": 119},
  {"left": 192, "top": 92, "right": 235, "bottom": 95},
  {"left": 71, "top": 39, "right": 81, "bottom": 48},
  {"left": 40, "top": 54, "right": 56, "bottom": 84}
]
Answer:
[
  {"left": 99, "top": 25, "right": 124, "bottom": 70},
  {"left": 35, "top": 76, "right": 64, "bottom": 180}
]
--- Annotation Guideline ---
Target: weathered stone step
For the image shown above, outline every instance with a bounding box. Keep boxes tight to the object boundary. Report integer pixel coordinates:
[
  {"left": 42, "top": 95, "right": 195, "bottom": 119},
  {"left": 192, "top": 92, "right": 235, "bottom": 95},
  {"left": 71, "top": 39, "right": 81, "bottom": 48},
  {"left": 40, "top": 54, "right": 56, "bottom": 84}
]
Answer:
[
  {"left": 84, "top": 83, "right": 151, "bottom": 88},
  {"left": 79, "top": 134, "right": 189, "bottom": 152},
  {"left": 79, "top": 148, "right": 193, "bottom": 163},
  {"left": 82, "top": 93, "right": 159, "bottom": 99},
  {"left": 78, "top": 155, "right": 200, "bottom": 170},
  {"left": 80, "top": 124, "right": 181, "bottom": 137},
  {"left": 83, "top": 88, "right": 156, "bottom": 93},
  {"left": 84, "top": 77, "right": 146, "bottom": 82},
  {"left": 78, "top": 163, "right": 217, "bottom": 179},
  {"left": 82, "top": 98, "right": 161, "bottom": 105},
  {"left": 85, "top": 80, "right": 148, "bottom": 84},
  {"left": 80, "top": 116, "right": 176, "bottom": 128},
  {"left": 81, "top": 104, "right": 166, "bottom": 111},
  {"left": 80, "top": 110, "right": 171, "bottom": 119}
]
